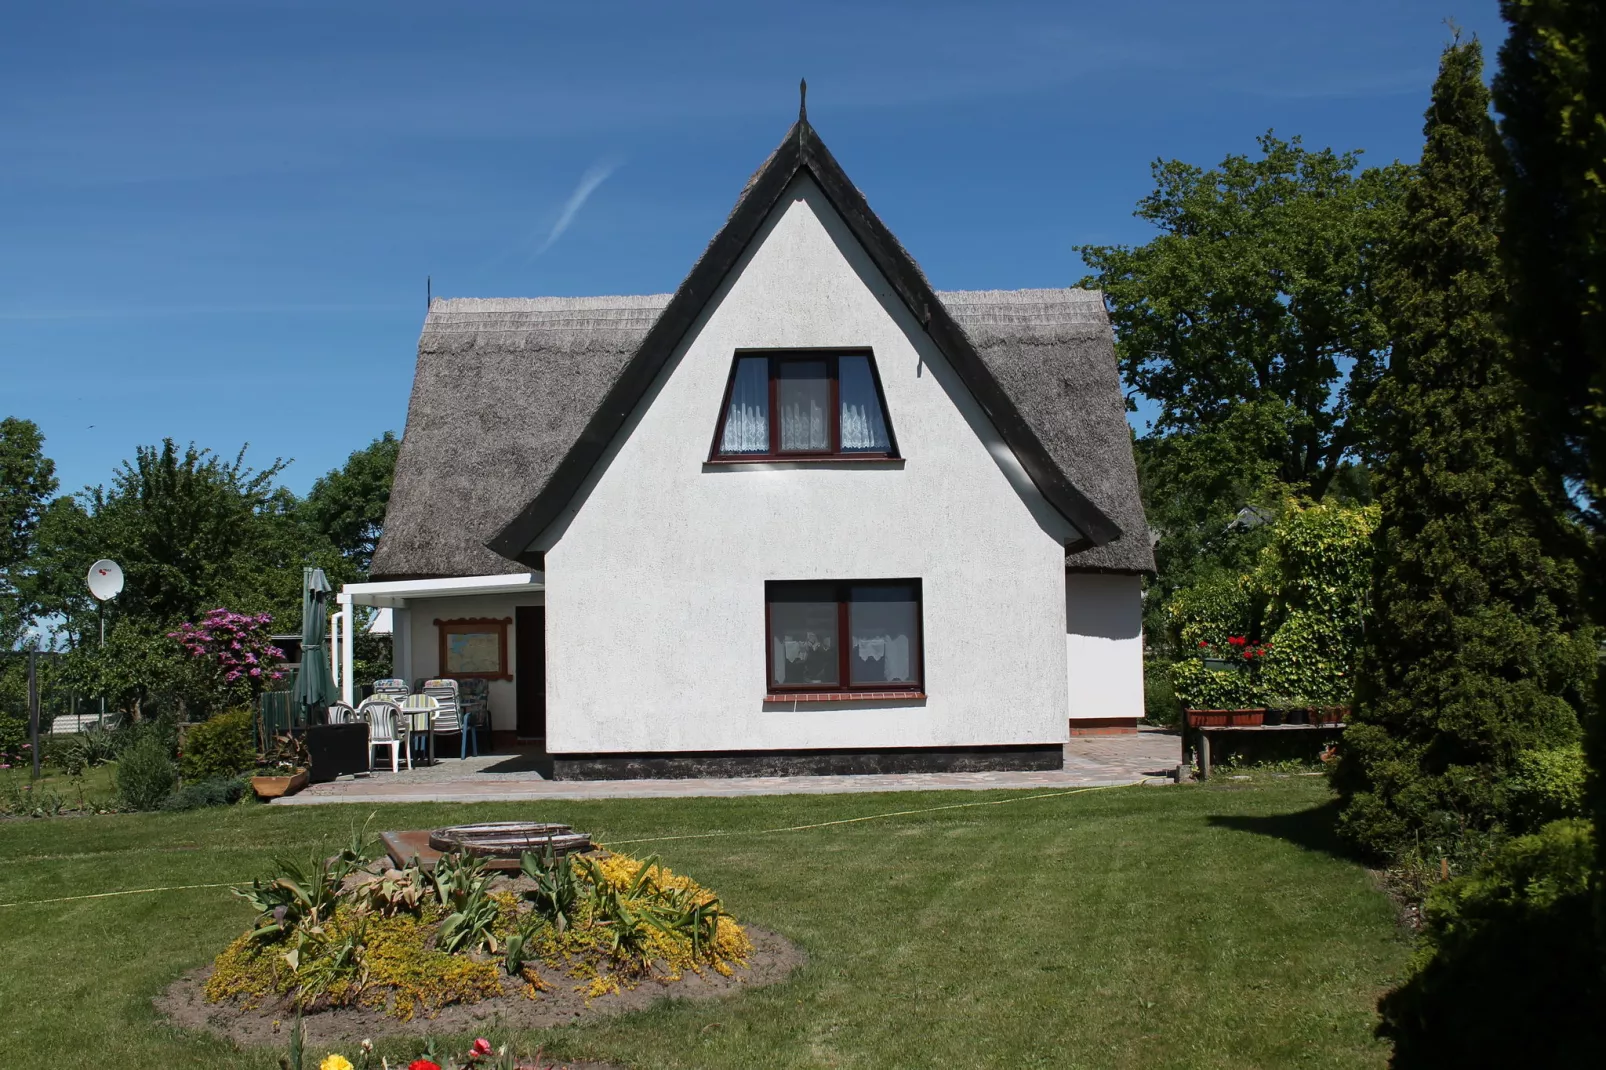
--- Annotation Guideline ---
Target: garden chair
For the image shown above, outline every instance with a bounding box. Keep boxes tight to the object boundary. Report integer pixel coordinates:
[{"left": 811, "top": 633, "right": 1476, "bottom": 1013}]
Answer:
[
  {"left": 372, "top": 678, "right": 410, "bottom": 702},
  {"left": 325, "top": 701, "right": 359, "bottom": 725},
  {"left": 423, "top": 678, "right": 478, "bottom": 759},
  {"left": 358, "top": 698, "right": 411, "bottom": 774},
  {"left": 399, "top": 693, "right": 440, "bottom": 762},
  {"left": 457, "top": 678, "right": 491, "bottom": 739}
]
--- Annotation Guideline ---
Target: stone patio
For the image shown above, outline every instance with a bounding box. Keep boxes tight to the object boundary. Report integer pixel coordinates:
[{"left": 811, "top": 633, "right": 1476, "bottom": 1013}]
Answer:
[{"left": 275, "top": 728, "right": 1182, "bottom": 805}]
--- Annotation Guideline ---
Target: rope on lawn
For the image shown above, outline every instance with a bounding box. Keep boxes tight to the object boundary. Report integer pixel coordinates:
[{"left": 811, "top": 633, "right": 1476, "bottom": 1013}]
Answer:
[
  {"left": 600, "top": 779, "right": 1157, "bottom": 849},
  {"left": 0, "top": 881, "right": 240, "bottom": 909},
  {"left": 0, "top": 780, "right": 1160, "bottom": 908}
]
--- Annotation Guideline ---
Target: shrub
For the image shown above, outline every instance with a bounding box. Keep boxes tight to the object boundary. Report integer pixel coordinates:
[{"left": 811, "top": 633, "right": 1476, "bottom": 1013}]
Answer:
[
  {"left": 1506, "top": 744, "right": 1586, "bottom": 833},
  {"left": 180, "top": 708, "right": 257, "bottom": 782},
  {"left": 45, "top": 734, "right": 88, "bottom": 776},
  {"left": 1142, "top": 659, "right": 1182, "bottom": 725},
  {"left": 0, "top": 713, "right": 28, "bottom": 769},
  {"left": 161, "top": 775, "right": 250, "bottom": 811},
  {"left": 1170, "top": 658, "right": 1258, "bottom": 709},
  {"left": 1377, "top": 819, "right": 1602, "bottom": 1066},
  {"left": 116, "top": 733, "right": 179, "bottom": 810}
]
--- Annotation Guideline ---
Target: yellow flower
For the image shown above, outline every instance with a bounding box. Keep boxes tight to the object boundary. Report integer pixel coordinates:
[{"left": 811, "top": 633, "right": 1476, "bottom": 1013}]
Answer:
[{"left": 320, "top": 1056, "right": 354, "bottom": 1070}]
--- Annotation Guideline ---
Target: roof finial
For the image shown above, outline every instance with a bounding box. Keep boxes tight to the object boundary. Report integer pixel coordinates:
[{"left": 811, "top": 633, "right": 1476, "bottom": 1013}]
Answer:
[{"left": 799, "top": 77, "right": 807, "bottom": 121}]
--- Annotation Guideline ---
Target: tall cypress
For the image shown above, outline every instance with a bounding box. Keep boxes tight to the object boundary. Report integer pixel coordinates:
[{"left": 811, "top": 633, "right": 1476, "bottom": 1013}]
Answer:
[
  {"left": 1493, "top": 0, "right": 1606, "bottom": 926},
  {"left": 1333, "top": 36, "right": 1595, "bottom": 864}
]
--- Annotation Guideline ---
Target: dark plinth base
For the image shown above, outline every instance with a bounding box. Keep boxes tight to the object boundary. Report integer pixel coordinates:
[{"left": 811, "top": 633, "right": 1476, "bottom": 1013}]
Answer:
[
  {"left": 306, "top": 722, "right": 370, "bottom": 783},
  {"left": 547, "top": 743, "right": 1063, "bottom": 781}
]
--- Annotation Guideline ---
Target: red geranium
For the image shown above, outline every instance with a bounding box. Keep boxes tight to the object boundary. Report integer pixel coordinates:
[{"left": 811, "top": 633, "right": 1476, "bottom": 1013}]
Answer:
[{"left": 408, "top": 1061, "right": 441, "bottom": 1070}]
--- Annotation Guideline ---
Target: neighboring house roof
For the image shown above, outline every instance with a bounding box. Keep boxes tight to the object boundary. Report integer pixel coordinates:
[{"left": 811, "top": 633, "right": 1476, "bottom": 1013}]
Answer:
[{"left": 370, "top": 118, "right": 1154, "bottom": 581}]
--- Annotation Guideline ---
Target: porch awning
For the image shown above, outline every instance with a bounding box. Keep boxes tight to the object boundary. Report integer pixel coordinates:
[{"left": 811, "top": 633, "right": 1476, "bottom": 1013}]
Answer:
[{"left": 339, "top": 572, "right": 545, "bottom": 609}]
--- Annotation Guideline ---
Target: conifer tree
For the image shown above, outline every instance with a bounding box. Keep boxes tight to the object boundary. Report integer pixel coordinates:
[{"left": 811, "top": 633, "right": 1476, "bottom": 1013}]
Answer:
[
  {"left": 1493, "top": 0, "right": 1606, "bottom": 928},
  {"left": 1333, "top": 36, "right": 1595, "bottom": 863}
]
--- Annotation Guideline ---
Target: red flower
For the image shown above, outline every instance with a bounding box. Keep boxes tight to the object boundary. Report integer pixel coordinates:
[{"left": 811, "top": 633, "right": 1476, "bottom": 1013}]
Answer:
[
  {"left": 467, "top": 1038, "right": 493, "bottom": 1061},
  {"left": 408, "top": 1061, "right": 441, "bottom": 1070},
  {"left": 1197, "top": 640, "right": 1209, "bottom": 648},
  {"left": 1227, "top": 636, "right": 1246, "bottom": 647}
]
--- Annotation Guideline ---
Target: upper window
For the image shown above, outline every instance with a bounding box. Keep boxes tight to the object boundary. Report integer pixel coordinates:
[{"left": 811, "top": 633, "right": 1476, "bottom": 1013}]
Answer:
[
  {"left": 766, "top": 580, "right": 923, "bottom": 694},
  {"left": 712, "top": 352, "right": 896, "bottom": 459}
]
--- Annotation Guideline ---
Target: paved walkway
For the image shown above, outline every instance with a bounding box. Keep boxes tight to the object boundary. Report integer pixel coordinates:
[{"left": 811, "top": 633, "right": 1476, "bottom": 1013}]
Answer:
[{"left": 277, "top": 729, "right": 1181, "bottom": 805}]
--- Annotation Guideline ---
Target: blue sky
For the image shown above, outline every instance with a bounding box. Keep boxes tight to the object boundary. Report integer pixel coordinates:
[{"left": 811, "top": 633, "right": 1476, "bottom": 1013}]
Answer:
[{"left": 2, "top": 0, "right": 1505, "bottom": 497}]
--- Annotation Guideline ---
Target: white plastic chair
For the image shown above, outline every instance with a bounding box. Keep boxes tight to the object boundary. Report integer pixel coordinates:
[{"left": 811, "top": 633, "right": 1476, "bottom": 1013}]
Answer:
[
  {"left": 359, "top": 698, "right": 410, "bottom": 773},
  {"left": 325, "top": 701, "right": 358, "bottom": 725}
]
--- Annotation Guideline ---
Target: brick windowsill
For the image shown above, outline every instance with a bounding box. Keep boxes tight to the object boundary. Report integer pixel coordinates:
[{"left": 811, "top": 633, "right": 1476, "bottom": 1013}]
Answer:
[{"left": 765, "top": 690, "right": 928, "bottom": 703}]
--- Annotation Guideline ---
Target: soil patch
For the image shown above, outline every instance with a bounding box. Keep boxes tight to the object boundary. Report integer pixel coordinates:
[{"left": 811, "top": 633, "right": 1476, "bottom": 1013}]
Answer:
[{"left": 155, "top": 925, "right": 804, "bottom": 1051}]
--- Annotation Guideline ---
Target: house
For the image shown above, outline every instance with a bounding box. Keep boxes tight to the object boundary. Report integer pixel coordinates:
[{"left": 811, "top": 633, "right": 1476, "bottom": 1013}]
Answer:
[{"left": 337, "top": 105, "right": 1153, "bottom": 779}]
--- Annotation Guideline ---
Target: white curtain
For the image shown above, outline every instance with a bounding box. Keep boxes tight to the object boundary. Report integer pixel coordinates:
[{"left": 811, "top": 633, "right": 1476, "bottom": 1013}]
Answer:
[
  {"left": 720, "top": 358, "right": 769, "bottom": 453},
  {"left": 780, "top": 391, "right": 828, "bottom": 450},
  {"left": 839, "top": 356, "right": 890, "bottom": 451},
  {"left": 854, "top": 633, "right": 911, "bottom": 681}
]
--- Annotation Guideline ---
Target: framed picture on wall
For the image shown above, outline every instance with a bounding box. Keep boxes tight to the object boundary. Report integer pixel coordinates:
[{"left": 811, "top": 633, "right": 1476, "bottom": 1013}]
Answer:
[{"left": 435, "top": 617, "right": 512, "bottom": 680}]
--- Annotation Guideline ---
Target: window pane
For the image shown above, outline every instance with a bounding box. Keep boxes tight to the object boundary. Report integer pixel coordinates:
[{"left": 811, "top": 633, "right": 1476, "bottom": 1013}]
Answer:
[
  {"left": 777, "top": 360, "right": 830, "bottom": 452},
  {"left": 838, "top": 356, "right": 891, "bottom": 452},
  {"left": 769, "top": 586, "right": 839, "bottom": 686},
  {"left": 849, "top": 585, "right": 920, "bottom": 685},
  {"left": 719, "top": 357, "right": 770, "bottom": 454}
]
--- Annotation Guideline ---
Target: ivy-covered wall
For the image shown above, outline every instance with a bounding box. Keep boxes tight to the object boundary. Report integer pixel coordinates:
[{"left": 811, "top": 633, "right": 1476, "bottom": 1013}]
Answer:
[{"left": 1167, "top": 499, "right": 1378, "bottom": 709}]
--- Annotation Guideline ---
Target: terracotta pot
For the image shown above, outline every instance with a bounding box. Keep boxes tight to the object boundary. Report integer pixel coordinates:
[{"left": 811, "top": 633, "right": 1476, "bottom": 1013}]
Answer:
[{"left": 251, "top": 769, "right": 309, "bottom": 799}]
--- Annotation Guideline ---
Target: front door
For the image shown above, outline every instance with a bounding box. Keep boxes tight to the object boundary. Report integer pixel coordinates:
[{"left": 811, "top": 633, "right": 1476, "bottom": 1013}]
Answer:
[{"left": 514, "top": 605, "right": 546, "bottom": 739}]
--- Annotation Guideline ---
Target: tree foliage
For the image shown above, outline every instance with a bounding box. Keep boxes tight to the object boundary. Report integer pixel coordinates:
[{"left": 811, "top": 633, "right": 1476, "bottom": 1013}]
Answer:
[
  {"left": 0, "top": 417, "right": 58, "bottom": 644},
  {"left": 1332, "top": 37, "right": 1596, "bottom": 864},
  {"left": 1494, "top": 0, "right": 1606, "bottom": 531},
  {"left": 303, "top": 431, "right": 399, "bottom": 576},
  {"left": 1493, "top": 0, "right": 1606, "bottom": 948},
  {"left": 1080, "top": 137, "right": 1408, "bottom": 640},
  {"left": 1080, "top": 135, "right": 1408, "bottom": 495}
]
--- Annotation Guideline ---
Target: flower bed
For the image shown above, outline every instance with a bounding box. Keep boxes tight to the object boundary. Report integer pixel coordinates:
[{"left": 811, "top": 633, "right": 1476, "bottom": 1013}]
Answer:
[{"left": 198, "top": 837, "right": 766, "bottom": 1028}]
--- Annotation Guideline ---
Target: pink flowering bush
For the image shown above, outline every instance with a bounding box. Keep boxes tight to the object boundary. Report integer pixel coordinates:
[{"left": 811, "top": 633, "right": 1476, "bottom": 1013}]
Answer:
[{"left": 169, "top": 608, "right": 285, "bottom": 707}]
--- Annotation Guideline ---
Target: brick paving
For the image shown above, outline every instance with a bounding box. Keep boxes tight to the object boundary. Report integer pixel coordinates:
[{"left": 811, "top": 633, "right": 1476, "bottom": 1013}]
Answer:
[{"left": 277, "top": 728, "right": 1182, "bottom": 805}]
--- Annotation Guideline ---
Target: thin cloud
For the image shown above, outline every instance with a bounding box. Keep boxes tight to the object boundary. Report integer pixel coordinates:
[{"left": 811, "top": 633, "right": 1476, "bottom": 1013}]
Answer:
[{"left": 533, "top": 159, "right": 620, "bottom": 257}]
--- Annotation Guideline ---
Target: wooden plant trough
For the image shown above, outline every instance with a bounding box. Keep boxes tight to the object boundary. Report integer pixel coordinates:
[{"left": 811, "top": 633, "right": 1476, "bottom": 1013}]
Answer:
[
  {"left": 1186, "top": 709, "right": 1265, "bottom": 728},
  {"left": 250, "top": 768, "right": 308, "bottom": 799}
]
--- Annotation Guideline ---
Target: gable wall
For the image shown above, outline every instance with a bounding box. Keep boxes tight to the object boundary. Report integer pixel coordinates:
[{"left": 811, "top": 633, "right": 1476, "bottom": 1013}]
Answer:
[{"left": 541, "top": 176, "right": 1082, "bottom": 754}]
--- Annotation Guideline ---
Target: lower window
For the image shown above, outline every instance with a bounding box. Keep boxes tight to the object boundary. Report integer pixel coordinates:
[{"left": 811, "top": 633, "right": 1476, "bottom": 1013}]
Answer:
[{"left": 766, "top": 580, "right": 923, "bottom": 693}]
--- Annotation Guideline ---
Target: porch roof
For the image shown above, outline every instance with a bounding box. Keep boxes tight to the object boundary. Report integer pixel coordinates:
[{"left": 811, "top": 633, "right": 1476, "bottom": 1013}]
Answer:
[{"left": 338, "top": 571, "right": 544, "bottom": 609}]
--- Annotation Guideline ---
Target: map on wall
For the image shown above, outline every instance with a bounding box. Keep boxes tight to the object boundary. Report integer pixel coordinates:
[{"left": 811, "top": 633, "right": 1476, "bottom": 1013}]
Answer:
[{"left": 446, "top": 631, "right": 502, "bottom": 675}]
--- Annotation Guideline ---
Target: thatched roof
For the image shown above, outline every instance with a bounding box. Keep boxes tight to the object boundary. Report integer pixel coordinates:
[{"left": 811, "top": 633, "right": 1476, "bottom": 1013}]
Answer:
[
  {"left": 370, "top": 117, "right": 1153, "bottom": 581},
  {"left": 371, "top": 287, "right": 1153, "bottom": 579}
]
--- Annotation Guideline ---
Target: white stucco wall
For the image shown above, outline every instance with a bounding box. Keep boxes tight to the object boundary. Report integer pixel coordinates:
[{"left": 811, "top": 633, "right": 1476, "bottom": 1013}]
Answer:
[
  {"left": 402, "top": 593, "right": 544, "bottom": 732},
  {"left": 535, "top": 174, "right": 1118, "bottom": 755},
  {"left": 1064, "top": 572, "right": 1144, "bottom": 722}
]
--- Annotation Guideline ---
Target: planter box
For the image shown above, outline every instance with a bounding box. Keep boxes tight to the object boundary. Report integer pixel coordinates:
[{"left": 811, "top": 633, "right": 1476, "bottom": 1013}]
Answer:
[
  {"left": 1186, "top": 709, "right": 1266, "bottom": 728},
  {"left": 251, "top": 769, "right": 308, "bottom": 799}
]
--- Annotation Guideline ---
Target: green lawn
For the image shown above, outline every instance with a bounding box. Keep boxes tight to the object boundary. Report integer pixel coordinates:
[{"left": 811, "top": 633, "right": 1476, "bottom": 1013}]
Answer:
[{"left": 0, "top": 774, "right": 1407, "bottom": 1070}]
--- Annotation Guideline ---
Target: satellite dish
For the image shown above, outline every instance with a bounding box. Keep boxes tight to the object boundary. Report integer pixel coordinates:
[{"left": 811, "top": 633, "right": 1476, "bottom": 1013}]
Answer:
[{"left": 87, "top": 559, "right": 124, "bottom": 602}]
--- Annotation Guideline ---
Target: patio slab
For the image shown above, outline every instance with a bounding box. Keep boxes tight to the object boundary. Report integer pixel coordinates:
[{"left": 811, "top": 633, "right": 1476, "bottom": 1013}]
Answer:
[{"left": 275, "top": 728, "right": 1181, "bottom": 804}]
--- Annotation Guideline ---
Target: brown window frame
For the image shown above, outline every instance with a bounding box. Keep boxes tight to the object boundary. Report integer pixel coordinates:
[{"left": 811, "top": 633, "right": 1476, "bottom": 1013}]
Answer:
[
  {"left": 708, "top": 349, "right": 899, "bottom": 461},
  {"left": 434, "top": 616, "right": 513, "bottom": 681},
  {"left": 764, "top": 579, "right": 924, "bottom": 695}
]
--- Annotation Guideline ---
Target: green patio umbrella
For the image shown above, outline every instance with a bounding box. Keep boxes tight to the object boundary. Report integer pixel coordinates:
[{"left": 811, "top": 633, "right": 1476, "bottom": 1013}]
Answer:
[{"left": 292, "top": 566, "right": 338, "bottom": 719}]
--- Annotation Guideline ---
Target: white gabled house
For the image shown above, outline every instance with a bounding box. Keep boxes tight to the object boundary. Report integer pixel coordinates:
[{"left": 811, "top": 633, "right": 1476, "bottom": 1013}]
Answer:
[{"left": 339, "top": 110, "right": 1154, "bottom": 779}]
